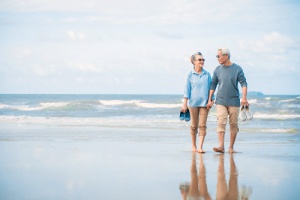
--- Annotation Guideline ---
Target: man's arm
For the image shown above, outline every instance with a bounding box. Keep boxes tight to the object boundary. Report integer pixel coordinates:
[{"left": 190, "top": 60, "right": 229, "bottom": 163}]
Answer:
[
  {"left": 241, "top": 87, "right": 249, "bottom": 106},
  {"left": 207, "top": 90, "right": 215, "bottom": 109}
]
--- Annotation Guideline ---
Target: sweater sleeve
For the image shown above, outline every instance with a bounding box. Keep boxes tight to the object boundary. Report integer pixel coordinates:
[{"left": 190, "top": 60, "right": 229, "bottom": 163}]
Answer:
[
  {"left": 210, "top": 67, "right": 218, "bottom": 90},
  {"left": 238, "top": 66, "right": 247, "bottom": 88},
  {"left": 207, "top": 72, "right": 215, "bottom": 100}
]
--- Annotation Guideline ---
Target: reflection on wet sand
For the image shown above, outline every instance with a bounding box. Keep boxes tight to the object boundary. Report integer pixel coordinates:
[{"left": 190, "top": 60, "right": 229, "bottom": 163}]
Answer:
[
  {"left": 180, "top": 153, "right": 252, "bottom": 200},
  {"left": 180, "top": 153, "right": 211, "bottom": 200},
  {"left": 216, "top": 154, "right": 238, "bottom": 200}
]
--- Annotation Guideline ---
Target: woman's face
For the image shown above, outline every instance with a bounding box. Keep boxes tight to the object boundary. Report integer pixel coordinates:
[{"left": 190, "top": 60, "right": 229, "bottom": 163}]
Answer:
[{"left": 193, "top": 54, "right": 205, "bottom": 68}]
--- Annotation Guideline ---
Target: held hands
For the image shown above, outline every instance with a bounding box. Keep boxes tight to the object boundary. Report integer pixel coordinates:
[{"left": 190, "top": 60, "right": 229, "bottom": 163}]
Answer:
[
  {"left": 206, "top": 100, "right": 214, "bottom": 110},
  {"left": 181, "top": 100, "right": 214, "bottom": 111}
]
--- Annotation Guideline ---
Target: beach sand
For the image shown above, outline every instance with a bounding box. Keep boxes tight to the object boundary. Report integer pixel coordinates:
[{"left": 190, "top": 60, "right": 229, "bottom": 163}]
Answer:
[{"left": 0, "top": 124, "right": 300, "bottom": 200}]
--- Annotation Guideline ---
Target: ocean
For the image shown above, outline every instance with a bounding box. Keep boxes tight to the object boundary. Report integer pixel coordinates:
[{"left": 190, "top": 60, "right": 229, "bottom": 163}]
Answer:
[
  {"left": 0, "top": 94, "right": 299, "bottom": 134},
  {"left": 1, "top": 94, "right": 300, "bottom": 200}
]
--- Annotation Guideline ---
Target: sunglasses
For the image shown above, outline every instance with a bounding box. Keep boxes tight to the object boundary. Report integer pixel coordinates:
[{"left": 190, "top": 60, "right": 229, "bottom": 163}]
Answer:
[
  {"left": 216, "top": 54, "right": 228, "bottom": 58},
  {"left": 197, "top": 59, "right": 205, "bottom": 62}
]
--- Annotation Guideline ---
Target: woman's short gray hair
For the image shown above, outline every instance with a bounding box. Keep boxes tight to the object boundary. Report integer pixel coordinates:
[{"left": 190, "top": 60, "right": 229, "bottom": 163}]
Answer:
[{"left": 190, "top": 52, "right": 202, "bottom": 64}]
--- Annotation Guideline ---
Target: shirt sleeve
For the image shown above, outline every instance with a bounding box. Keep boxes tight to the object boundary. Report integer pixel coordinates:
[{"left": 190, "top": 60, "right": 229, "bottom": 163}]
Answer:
[
  {"left": 208, "top": 72, "right": 215, "bottom": 100},
  {"left": 183, "top": 72, "right": 191, "bottom": 99}
]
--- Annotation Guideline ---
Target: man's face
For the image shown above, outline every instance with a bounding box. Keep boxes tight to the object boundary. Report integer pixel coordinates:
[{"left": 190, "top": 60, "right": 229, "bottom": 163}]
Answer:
[{"left": 216, "top": 51, "right": 228, "bottom": 64}]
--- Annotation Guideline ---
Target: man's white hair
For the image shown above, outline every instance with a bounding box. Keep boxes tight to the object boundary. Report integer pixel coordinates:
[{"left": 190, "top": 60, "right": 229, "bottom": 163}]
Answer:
[{"left": 218, "top": 47, "right": 231, "bottom": 59}]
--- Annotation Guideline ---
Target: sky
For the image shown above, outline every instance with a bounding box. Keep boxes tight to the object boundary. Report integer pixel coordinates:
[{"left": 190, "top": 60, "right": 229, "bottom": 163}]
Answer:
[{"left": 0, "top": 0, "right": 299, "bottom": 95}]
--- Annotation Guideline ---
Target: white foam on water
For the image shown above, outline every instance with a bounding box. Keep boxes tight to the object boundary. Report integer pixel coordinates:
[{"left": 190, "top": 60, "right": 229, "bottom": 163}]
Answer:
[
  {"left": 135, "top": 102, "right": 181, "bottom": 108},
  {"left": 40, "top": 102, "right": 70, "bottom": 108},
  {"left": 254, "top": 113, "right": 300, "bottom": 119},
  {"left": 99, "top": 100, "right": 139, "bottom": 106},
  {"left": 0, "top": 103, "right": 8, "bottom": 109},
  {"left": 247, "top": 99, "right": 258, "bottom": 104},
  {"left": 279, "top": 99, "right": 296, "bottom": 103},
  {"left": 99, "top": 100, "right": 181, "bottom": 108},
  {"left": 0, "top": 116, "right": 185, "bottom": 129},
  {"left": 284, "top": 104, "right": 300, "bottom": 109},
  {"left": 259, "top": 128, "right": 295, "bottom": 133},
  {"left": 0, "top": 102, "right": 70, "bottom": 111}
]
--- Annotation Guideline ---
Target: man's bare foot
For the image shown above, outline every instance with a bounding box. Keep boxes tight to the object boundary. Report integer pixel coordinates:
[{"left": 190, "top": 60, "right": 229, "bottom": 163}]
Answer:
[
  {"left": 213, "top": 147, "right": 225, "bottom": 153},
  {"left": 228, "top": 148, "right": 237, "bottom": 153},
  {"left": 197, "top": 149, "right": 205, "bottom": 153}
]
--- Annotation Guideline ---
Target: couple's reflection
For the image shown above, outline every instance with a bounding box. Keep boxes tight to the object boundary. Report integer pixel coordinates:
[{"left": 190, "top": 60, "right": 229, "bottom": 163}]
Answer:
[
  {"left": 180, "top": 153, "right": 252, "bottom": 200},
  {"left": 180, "top": 153, "right": 211, "bottom": 200},
  {"left": 216, "top": 154, "right": 238, "bottom": 200}
]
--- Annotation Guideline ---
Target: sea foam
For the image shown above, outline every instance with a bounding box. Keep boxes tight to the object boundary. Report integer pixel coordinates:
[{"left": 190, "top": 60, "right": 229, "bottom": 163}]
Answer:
[
  {"left": 0, "top": 102, "right": 70, "bottom": 111},
  {"left": 99, "top": 100, "right": 181, "bottom": 108},
  {"left": 254, "top": 113, "right": 300, "bottom": 119}
]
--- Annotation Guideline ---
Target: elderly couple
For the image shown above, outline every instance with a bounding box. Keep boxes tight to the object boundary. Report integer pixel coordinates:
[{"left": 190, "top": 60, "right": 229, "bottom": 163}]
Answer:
[{"left": 181, "top": 48, "right": 249, "bottom": 154}]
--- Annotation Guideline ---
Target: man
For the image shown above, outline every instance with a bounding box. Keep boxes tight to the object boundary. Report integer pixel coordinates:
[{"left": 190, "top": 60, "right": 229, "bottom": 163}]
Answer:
[{"left": 207, "top": 48, "right": 249, "bottom": 153}]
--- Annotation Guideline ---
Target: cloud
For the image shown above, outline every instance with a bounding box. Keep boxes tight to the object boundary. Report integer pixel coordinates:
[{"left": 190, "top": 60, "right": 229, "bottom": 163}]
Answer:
[
  {"left": 68, "top": 62, "right": 103, "bottom": 73},
  {"left": 14, "top": 47, "right": 33, "bottom": 59},
  {"left": 31, "top": 65, "right": 48, "bottom": 76},
  {"left": 1, "top": 0, "right": 299, "bottom": 94},
  {"left": 67, "top": 31, "right": 86, "bottom": 41},
  {"left": 238, "top": 32, "right": 294, "bottom": 54},
  {"left": 0, "top": 0, "right": 242, "bottom": 26}
]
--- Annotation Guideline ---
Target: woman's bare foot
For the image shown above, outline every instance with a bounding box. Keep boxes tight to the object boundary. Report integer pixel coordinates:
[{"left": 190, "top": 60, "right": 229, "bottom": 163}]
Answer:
[
  {"left": 213, "top": 147, "right": 225, "bottom": 153},
  {"left": 228, "top": 148, "right": 237, "bottom": 153},
  {"left": 192, "top": 146, "right": 197, "bottom": 152}
]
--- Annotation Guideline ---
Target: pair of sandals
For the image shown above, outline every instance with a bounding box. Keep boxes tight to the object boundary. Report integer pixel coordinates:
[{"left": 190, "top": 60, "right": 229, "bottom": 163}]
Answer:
[
  {"left": 239, "top": 105, "right": 253, "bottom": 121},
  {"left": 179, "top": 109, "right": 190, "bottom": 122}
]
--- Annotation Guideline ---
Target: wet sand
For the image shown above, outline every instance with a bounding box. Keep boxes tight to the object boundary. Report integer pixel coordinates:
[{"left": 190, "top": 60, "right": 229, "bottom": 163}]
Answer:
[{"left": 0, "top": 125, "right": 300, "bottom": 199}]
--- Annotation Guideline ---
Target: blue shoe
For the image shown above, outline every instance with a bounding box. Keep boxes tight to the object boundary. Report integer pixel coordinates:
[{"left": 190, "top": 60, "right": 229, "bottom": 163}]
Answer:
[
  {"left": 239, "top": 106, "right": 247, "bottom": 121},
  {"left": 179, "top": 111, "right": 185, "bottom": 121},
  {"left": 245, "top": 106, "right": 253, "bottom": 120},
  {"left": 184, "top": 109, "right": 190, "bottom": 122}
]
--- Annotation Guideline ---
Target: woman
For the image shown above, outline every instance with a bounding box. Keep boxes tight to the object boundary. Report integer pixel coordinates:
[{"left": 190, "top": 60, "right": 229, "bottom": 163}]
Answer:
[{"left": 181, "top": 52, "right": 214, "bottom": 153}]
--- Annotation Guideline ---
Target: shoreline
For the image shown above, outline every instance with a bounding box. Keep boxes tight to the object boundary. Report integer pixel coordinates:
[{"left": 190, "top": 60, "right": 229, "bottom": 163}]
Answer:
[{"left": 1, "top": 125, "right": 300, "bottom": 199}]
